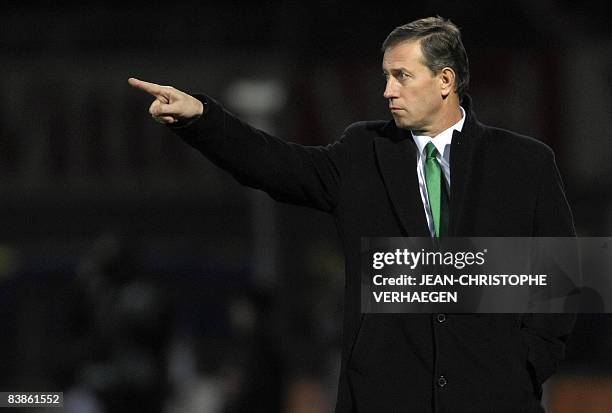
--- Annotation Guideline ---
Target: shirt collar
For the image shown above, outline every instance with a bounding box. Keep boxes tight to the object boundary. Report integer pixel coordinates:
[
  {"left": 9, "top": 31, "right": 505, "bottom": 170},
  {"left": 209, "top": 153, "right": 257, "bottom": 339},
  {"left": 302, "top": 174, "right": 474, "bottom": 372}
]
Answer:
[{"left": 411, "top": 106, "right": 466, "bottom": 158}]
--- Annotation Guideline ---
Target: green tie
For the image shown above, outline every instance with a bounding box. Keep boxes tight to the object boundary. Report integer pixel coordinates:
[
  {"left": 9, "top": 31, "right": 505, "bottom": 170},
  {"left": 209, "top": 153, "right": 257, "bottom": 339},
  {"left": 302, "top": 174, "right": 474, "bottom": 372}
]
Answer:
[{"left": 424, "top": 142, "right": 450, "bottom": 237}]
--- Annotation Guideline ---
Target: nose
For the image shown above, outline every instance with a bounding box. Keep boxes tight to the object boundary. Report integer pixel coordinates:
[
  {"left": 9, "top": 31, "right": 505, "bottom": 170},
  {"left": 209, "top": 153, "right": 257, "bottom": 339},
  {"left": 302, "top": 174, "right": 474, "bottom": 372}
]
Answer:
[{"left": 384, "top": 78, "right": 399, "bottom": 100}]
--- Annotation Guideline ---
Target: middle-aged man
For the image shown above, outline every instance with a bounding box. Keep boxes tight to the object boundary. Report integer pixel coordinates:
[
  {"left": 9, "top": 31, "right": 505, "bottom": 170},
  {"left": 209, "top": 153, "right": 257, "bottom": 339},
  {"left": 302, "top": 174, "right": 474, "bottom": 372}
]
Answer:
[{"left": 129, "top": 16, "right": 575, "bottom": 413}]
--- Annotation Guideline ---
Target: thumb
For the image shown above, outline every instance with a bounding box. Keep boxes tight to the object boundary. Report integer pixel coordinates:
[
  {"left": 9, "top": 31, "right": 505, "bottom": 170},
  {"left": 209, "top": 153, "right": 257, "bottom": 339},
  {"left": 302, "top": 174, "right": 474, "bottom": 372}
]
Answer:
[{"left": 149, "top": 99, "right": 183, "bottom": 117}]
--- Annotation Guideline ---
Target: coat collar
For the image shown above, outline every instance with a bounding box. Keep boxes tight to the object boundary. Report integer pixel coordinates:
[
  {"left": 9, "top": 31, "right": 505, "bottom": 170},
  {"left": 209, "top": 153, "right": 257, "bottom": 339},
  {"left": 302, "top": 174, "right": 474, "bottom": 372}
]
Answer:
[{"left": 375, "top": 94, "right": 484, "bottom": 236}]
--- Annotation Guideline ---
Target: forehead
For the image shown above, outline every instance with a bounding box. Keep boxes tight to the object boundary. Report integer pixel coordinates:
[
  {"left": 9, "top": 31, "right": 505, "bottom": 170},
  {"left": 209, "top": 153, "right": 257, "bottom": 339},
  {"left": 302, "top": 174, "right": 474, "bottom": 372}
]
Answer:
[{"left": 382, "top": 40, "right": 427, "bottom": 70}]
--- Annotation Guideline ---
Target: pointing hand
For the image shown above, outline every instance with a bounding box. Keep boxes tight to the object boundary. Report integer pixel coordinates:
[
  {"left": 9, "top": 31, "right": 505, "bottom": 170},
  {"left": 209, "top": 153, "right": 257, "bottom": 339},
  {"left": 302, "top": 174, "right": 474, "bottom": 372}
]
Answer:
[{"left": 128, "top": 78, "right": 204, "bottom": 124}]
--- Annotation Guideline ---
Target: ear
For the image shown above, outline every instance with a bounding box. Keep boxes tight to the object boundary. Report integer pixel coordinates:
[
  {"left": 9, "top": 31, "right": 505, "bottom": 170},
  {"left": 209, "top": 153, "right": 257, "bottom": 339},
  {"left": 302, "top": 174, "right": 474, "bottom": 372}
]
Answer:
[{"left": 438, "top": 67, "right": 456, "bottom": 98}]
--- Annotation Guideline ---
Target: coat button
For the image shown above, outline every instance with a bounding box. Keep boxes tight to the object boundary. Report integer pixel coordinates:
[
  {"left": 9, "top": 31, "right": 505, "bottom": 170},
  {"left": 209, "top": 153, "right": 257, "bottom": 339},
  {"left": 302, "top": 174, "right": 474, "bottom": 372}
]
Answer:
[
  {"left": 437, "top": 313, "right": 446, "bottom": 323},
  {"left": 437, "top": 375, "right": 447, "bottom": 387}
]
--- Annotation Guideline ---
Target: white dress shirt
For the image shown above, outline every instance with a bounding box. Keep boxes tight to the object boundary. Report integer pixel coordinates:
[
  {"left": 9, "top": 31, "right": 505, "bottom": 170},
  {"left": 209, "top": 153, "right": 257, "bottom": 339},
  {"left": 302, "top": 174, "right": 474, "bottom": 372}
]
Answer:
[{"left": 411, "top": 107, "right": 466, "bottom": 237}]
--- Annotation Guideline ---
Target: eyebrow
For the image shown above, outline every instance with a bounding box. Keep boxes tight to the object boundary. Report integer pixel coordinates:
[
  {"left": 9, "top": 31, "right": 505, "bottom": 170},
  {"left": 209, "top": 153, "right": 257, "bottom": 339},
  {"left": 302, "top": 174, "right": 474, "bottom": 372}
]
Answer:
[{"left": 382, "top": 68, "right": 413, "bottom": 75}]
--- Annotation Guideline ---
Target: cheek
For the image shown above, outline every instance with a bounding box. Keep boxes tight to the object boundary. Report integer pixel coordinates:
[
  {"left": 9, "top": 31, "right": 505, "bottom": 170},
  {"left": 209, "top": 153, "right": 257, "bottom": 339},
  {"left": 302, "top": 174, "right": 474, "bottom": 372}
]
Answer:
[
  {"left": 400, "top": 87, "right": 419, "bottom": 104},
  {"left": 415, "top": 84, "right": 438, "bottom": 107},
  {"left": 402, "top": 81, "right": 427, "bottom": 99},
  {"left": 401, "top": 88, "right": 425, "bottom": 109}
]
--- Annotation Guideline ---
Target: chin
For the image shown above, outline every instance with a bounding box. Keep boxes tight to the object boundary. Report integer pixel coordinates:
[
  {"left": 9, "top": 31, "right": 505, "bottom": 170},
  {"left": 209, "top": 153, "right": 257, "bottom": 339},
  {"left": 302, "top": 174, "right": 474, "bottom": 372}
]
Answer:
[{"left": 394, "top": 118, "right": 413, "bottom": 130}]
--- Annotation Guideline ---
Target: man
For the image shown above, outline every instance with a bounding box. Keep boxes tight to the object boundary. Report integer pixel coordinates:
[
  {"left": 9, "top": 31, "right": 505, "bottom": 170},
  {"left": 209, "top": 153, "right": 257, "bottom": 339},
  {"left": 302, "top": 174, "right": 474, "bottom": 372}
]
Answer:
[{"left": 129, "top": 16, "right": 575, "bottom": 413}]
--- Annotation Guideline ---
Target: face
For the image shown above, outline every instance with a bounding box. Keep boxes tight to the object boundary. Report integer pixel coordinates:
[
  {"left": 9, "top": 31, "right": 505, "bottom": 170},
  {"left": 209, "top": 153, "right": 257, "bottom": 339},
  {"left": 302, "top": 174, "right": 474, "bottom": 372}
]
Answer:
[{"left": 382, "top": 40, "right": 446, "bottom": 134}]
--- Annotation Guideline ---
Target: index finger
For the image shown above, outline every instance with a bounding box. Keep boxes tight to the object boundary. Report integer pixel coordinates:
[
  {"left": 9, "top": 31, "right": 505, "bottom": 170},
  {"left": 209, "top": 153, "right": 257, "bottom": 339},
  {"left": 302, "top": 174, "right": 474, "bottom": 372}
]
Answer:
[{"left": 128, "top": 77, "right": 166, "bottom": 98}]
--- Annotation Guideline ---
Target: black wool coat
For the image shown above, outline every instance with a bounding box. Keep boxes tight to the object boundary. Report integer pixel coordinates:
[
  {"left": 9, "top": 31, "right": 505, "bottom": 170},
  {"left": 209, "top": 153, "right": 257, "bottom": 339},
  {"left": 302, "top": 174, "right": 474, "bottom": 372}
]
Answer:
[{"left": 172, "top": 94, "right": 576, "bottom": 413}]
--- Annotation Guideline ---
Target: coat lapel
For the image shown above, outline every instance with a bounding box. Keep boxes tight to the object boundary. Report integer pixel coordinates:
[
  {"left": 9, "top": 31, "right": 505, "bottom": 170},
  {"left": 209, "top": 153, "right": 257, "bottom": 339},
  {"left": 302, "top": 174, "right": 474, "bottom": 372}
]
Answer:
[
  {"left": 449, "top": 95, "right": 483, "bottom": 236},
  {"left": 375, "top": 123, "right": 430, "bottom": 236},
  {"left": 375, "top": 95, "right": 484, "bottom": 237}
]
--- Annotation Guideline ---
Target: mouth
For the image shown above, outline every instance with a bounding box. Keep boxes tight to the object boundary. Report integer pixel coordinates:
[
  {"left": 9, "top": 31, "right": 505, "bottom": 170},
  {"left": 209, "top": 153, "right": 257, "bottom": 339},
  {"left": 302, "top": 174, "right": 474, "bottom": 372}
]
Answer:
[{"left": 389, "top": 107, "right": 403, "bottom": 112}]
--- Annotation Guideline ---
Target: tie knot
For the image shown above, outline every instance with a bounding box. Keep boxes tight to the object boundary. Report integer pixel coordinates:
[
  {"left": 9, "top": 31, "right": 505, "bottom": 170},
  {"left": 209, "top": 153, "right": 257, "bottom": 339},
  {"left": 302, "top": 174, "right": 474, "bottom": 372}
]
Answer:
[{"left": 425, "top": 142, "right": 439, "bottom": 160}]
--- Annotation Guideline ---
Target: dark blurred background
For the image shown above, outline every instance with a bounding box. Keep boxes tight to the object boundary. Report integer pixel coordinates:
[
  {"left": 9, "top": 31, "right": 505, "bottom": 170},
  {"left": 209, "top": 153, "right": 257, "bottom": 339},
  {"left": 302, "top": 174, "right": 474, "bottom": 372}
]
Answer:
[{"left": 1, "top": 1, "right": 612, "bottom": 412}]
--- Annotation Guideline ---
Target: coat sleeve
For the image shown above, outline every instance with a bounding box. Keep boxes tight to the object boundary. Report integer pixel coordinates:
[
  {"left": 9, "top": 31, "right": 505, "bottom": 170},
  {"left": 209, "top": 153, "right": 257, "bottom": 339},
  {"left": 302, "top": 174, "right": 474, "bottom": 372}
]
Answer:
[
  {"left": 170, "top": 94, "right": 349, "bottom": 213},
  {"left": 520, "top": 145, "right": 577, "bottom": 393}
]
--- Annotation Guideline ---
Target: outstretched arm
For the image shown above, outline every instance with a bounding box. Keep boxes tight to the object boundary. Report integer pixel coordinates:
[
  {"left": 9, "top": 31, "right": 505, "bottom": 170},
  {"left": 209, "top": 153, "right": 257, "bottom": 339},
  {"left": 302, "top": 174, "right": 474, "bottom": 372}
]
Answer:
[{"left": 128, "top": 78, "right": 349, "bottom": 213}]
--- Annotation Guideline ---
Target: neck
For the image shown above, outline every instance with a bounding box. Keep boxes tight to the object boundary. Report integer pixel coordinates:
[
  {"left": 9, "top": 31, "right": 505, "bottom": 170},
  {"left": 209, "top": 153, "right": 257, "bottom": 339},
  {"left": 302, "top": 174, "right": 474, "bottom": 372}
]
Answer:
[{"left": 414, "top": 96, "right": 463, "bottom": 137}]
